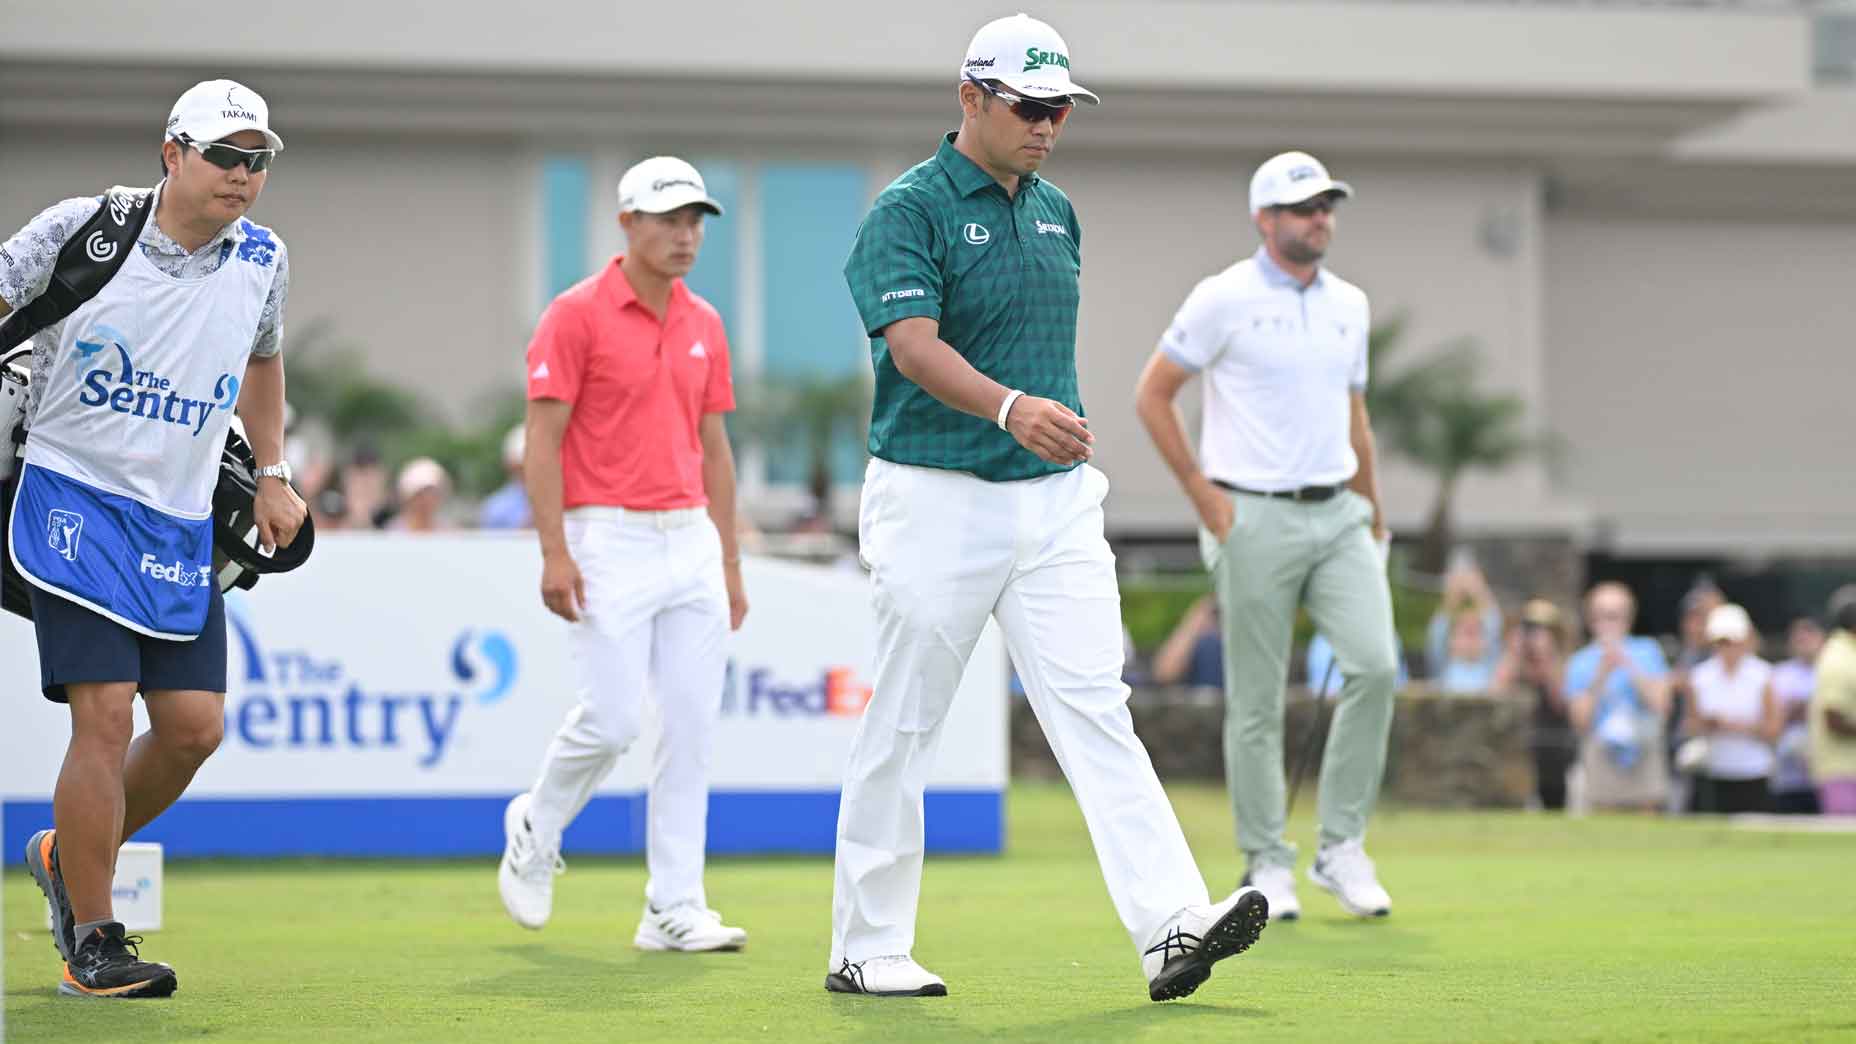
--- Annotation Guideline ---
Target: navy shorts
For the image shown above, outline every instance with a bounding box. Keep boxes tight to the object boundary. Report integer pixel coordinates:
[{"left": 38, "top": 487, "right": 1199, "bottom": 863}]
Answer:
[{"left": 29, "top": 583, "right": 227, "bottom": 703}]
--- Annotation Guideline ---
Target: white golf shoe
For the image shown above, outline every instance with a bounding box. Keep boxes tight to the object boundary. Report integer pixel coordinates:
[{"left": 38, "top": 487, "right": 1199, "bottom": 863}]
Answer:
[
  {"left": 1243, "top": 863, "right": 1301, "bottom": 922},
  {"left": 634, "top": 902, "right": 748, "bottom": 952},
  {"left": 1308, "top": 839, "right": 1392, "bottom": 918},
  {"left": 1142, "top": 886, "right": 1270, "bottom": 1002},
  {"left": 824, "top": 954, "right": 948, "bottom": 997},
  {"left": 497, "top": 793, "right": 563, "bottom": 930}
]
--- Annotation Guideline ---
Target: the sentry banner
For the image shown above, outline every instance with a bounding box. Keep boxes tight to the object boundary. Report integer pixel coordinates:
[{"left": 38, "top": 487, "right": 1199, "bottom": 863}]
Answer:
[{"left": 0, "top": 534, "right": 1007, "bottom": 859}]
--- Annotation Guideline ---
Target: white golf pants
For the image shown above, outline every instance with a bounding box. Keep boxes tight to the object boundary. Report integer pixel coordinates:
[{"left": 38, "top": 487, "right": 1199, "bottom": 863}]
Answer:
[
  {"left": 830, "top": 459, "right": 1210, "bottom": 966},
  {"left": 526, "top": 505, "right": 728, "bottom": 910}
]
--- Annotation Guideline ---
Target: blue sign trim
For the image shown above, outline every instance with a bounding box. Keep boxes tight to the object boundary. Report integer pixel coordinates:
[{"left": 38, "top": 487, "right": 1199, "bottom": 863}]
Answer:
[{"left": 2, "top": 789, "right": 1004, "bottom": 862}]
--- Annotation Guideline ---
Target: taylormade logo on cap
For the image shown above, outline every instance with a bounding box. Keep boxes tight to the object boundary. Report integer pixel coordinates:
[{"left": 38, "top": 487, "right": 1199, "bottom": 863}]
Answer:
[
  {"left": 617, "top": 156, "right": 725, "bottom": 217},
  {"left": 959, "top": 13, "right": 1100, "bottom": 104}
]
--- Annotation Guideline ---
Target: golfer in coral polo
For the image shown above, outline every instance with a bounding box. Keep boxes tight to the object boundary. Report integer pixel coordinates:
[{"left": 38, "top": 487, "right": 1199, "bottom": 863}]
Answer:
[{"left": 498, "top": 156, "right": 750, "bottom": 953}]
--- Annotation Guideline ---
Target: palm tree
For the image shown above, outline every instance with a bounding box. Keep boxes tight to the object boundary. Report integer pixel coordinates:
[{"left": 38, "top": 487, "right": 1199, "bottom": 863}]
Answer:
[
  {"left": 1366, "top": 318, "right": 1545, "bottom": 576},
  {"left": 729, "top": 371, "right": 871, "bottom": 523}
]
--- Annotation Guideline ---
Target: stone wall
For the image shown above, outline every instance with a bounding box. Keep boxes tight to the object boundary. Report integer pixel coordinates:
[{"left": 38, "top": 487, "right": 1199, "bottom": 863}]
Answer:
[{"left": 1012, "top": 686, "right": 1537, "bottom": 808}]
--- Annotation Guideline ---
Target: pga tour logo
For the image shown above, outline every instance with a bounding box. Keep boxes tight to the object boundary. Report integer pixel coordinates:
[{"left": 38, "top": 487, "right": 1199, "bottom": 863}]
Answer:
[{"left": 46, "top": 509, "right": 83, "bottom": 562}]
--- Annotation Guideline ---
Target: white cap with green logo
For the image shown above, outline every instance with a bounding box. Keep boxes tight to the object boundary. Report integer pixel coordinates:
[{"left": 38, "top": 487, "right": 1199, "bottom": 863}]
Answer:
[{"left": 960, "top": 13, "right": 1099, "bottom": 104}]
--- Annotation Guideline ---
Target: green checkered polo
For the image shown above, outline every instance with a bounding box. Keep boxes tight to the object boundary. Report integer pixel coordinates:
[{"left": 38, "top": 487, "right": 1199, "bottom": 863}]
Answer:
[{"left": 844, "top": 133, "right": 1084, "bottom": 483}]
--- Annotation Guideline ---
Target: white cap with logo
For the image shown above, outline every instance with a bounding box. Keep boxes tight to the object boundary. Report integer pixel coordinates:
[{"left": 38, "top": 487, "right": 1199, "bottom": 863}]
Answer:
[
  {"left": 960, "top": 13, "right": 1099, "bottom": 104},
  {"left": 1249, "top": 150, "right": 1352, "bottom": 217},
  {"left": 1705, "top": 603, "right": 1754, "bottom": 643},
  {"left": 617, "top": 157, "right": 724, "bottom": 217},
  {"left": 166, "top": 79, "right": 283, "bottom": 151}
]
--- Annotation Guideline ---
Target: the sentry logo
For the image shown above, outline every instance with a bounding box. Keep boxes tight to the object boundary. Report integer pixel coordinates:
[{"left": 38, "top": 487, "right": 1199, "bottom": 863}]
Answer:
[
  {"left": 222, "top": 609, "right": 519, "bottom": 768},
  {"left": 73, "top": 324, "right": 239, "bottom": 438},
  {"left": 880, "top": 288, "right": 926, "bottom": 303},
  {"left": 140, "top": 552, "right": 212, "bottom": 587},
  {"left": 721, "top": 662, "right": 872, "bottom": 717}
]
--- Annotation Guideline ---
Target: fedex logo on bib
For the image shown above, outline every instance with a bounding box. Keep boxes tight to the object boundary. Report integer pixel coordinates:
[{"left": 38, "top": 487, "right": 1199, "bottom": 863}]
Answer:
[
  {"left": 73, "top": 324, "right": 239, "bottom": 437},
  {"left": 140, "top": 553, "right": 212, "bottom": 587}
]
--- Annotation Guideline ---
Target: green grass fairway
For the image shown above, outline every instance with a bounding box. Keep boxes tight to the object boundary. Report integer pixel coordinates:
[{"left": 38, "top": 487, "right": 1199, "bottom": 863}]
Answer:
[{"left": 7, "top": 783, "right": 1856, "bottom": 1042}]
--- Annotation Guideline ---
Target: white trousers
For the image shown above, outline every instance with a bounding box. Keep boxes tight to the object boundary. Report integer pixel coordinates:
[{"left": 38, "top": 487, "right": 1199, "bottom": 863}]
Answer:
[
  {"left": 830, "top": 460, "right": 1210, "bottom": 966},
  {"left": 526, "top": 506, "right": 727, "bottom": 910}
]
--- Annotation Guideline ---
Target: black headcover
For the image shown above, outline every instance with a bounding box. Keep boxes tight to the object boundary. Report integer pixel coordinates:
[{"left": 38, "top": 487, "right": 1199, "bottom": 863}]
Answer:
[{"left": 213, "top": 423, "right": 314, "bottom": 592}]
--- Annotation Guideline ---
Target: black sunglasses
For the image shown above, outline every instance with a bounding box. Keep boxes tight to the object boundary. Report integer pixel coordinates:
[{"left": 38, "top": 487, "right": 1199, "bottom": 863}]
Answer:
[
  {"left": 967, "top": 77, "right": 1074, "bottom": 126},
  {"left": 1276, "top": 197, "right": 1337, "bottom": 218},
  {"left": 178, "top": 135, "right": 277, "bottom": 174}
]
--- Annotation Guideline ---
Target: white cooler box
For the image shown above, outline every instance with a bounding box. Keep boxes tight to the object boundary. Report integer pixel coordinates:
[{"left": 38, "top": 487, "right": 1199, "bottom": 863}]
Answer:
[{"left": 45, "top": 841, "right": 164, "bottom": 933}]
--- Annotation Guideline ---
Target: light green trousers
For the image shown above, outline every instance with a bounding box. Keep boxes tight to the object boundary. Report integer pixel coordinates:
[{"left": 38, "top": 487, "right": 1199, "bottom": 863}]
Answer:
[{"left": 1198, "top": 488, "right": 1397, "bottom": 871}]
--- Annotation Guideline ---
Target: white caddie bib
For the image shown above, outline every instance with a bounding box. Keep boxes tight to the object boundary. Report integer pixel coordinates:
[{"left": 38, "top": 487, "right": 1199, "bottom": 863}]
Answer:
[{"left": 8, "top": 218, "right": 279, "bottom": 638}]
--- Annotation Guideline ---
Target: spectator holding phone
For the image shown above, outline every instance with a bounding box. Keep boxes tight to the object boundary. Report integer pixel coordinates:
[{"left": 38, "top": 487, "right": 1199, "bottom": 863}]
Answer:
[
  {"left": 1496, "top": 599, "right": 1573, "bottom": 809},
  {"left": 1566, "top": 582, "right": 1671, "bottom": 812},
  {"left": 1680, "top": 604, "right": 1781, "bottom": 814}
]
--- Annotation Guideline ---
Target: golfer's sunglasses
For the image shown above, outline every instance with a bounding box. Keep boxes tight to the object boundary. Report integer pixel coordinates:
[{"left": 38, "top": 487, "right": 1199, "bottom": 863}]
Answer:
[
  {"left": 178, "top": 135, "right": 278, "bottom": 174},
  {"left": 966, "top": 77, "right": 1075, "bottom": 127}
]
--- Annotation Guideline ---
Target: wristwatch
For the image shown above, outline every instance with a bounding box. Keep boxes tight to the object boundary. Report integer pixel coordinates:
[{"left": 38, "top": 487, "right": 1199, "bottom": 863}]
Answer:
[{"left": 254, "top": 461, "right": 293, "bottom": 485}]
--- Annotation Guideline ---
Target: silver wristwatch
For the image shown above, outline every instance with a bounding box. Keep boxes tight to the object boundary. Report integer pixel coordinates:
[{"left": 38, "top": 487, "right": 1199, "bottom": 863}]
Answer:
[{"left": 254, "top": 461, "right": 293, "bottom": 485}]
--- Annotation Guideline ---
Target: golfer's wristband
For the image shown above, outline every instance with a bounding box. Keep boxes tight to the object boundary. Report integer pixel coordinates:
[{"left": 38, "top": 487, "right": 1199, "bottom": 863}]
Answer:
[{"left": 996, "top": 390, "right": 1026, "bottom": 431}]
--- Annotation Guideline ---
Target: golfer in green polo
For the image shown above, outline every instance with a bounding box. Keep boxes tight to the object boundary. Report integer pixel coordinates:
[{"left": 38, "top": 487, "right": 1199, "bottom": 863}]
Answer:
[
  {"left": 824, "top": 13, "right": 1268, "bottom": 1004},
  {"left": 1134, "top": 151, "right": 1398, "bottom": 923}
]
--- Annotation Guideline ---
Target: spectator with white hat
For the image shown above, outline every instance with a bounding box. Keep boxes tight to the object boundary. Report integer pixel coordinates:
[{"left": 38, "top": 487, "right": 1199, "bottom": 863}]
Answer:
[
  {"left": 477, "top": 423, "right": 533, "bottom": 529},
  {"left": 1680, "top": 603, "right": 1781, "bottom": 814},
  {"left": 390, "top": 456, "right": 451, "bottom": 532}
]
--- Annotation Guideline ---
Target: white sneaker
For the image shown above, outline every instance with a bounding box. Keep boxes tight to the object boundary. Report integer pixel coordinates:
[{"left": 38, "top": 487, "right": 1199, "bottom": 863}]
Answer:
[
  {"left": 1243, "top": 863, "right": 1301, "bottom": 922},
  {"left": 824, "top": 955, "right": 947, "bottom": 997},
  {"left": 1308, "top": 839, "right": 1392, "bottom": 918},
  {"left": 1142, "top": 886, "right": 1270, "bottom": 1002},
  {"left": 497, "top": 793, "right": 562, "bottom": 929},
  {"left": 634, "top": 902, "right": 748, "bottom": 952}
]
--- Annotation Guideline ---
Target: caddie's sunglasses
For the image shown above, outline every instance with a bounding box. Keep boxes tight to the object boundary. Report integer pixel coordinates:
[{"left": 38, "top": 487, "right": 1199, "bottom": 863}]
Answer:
[
  {"left": 178, "top": 135, "right": 278, "bottom": 174},
  {"left": 966, "top": 77, "right": 1074, "bottom": 127},
  {"left": 1276, "top": 197, "right": 1337, "bottom": 218}
]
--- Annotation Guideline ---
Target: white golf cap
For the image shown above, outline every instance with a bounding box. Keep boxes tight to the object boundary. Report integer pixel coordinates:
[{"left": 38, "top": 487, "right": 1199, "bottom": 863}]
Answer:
[
  {"left": 396, "top": 457, "right": 451, "bottom": 500},
  {"left": 960, "top": 13, "right": 1099, "bottom": 104},
  {"left": 165, "top": 79, "right": 283, "bottom": 151},
  {"left": 1249, "top": 150, "right": 1352, "bottom": 216},
  {"left": 1705, "top": 603, "right": 1754, "bottom": 643},
  {"left": 617, "top": 156, "right": 724, "bottom": 216},
  {"left": 501, "top": 424, "right": 526, "bottom": 468}
]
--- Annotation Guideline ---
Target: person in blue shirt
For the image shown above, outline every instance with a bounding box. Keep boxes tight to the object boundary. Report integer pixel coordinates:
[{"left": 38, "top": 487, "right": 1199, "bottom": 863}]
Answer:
[
  {"left": 1565, "top": 581, "right": 1672, "bottom": 812},
  {"left": 477, "top": 424, "right": 532, "bottom": 529},
  {"left": 1152, "top": 594, "right": 1224, "bottom": 688},
  {"left": 1425, "top": 558, "right": 1502, "bottom": 694}
]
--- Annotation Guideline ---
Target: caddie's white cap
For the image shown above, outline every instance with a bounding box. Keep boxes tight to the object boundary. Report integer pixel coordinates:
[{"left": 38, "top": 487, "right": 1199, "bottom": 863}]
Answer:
[
  {"left": 1705, "top": 603, "right": 1754, "bottom": 643},
  {"left": 165, "top": 79, "right": 283, "bottom": 151},
  {"left": 960, "top": 13, "right": 1099, "bottom": 104},
  {"left": 617, "top": 156, "right": 724, "bottom": 216},
  {"left": 1249, "top": 150, "right": 1352, "bottom": 217}
]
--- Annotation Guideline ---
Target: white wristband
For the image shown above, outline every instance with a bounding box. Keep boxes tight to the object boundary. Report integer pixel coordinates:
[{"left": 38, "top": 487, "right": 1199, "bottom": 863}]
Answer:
[{"left": 996, "top": 389, "right": 1026, "bottom": 431}]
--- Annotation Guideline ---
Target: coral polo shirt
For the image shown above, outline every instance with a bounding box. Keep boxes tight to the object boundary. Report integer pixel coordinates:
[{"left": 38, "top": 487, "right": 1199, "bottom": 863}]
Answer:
[{"left": 525, "top": 257, "right": 734, "bottom": 510}]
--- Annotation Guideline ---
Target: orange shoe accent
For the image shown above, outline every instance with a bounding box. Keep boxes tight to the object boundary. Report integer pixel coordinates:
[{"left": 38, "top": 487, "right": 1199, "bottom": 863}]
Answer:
[
  {"left": 38, "top": 829, "right": 55, "bottom": 869},
  {"left": 60, "top": 962, "right": 174, "bottom": 998}
]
